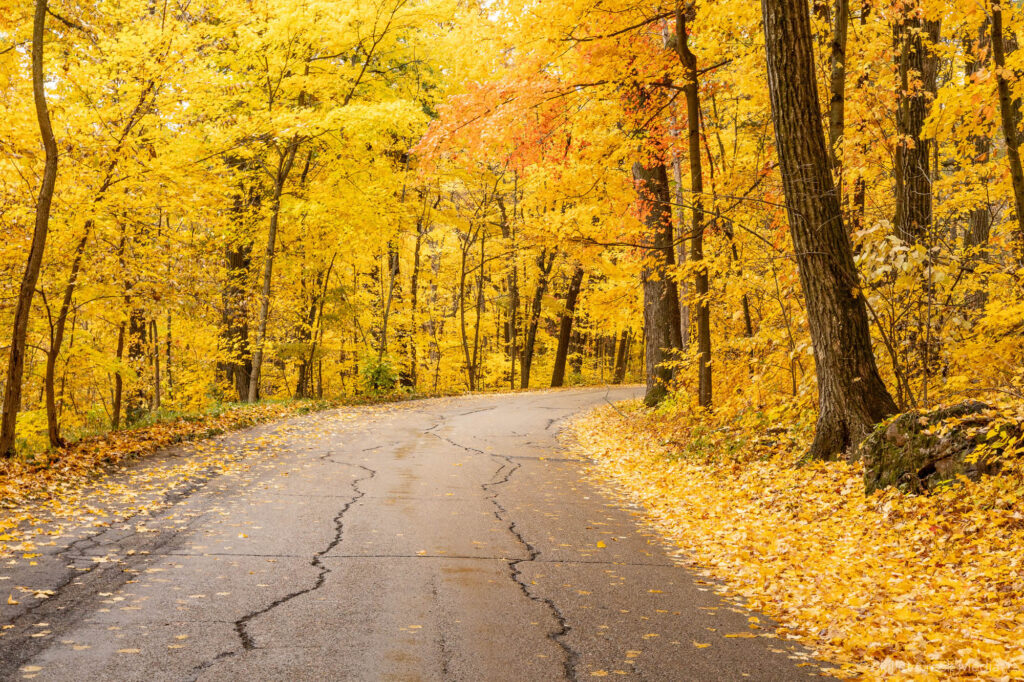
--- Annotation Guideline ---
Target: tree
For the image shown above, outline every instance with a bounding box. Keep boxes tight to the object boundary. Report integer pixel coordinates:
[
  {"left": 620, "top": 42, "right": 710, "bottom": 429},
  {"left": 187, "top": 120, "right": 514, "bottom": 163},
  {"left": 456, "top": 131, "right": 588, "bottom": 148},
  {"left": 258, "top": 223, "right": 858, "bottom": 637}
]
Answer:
[
  {"left": 0, "top": 0, "right": 58, "bottom": 457},
  {"left": 761, "top": 0, "right": 897, "bottom": 459},
  {"left": 990, "top": 0, "right": 1024, "bottom": 263},
  {"left": 551, "top": 265, "right": 585, "bottom": 387},
  {"left": 634, "top": 162, "right": 683, "bottom": 406}
]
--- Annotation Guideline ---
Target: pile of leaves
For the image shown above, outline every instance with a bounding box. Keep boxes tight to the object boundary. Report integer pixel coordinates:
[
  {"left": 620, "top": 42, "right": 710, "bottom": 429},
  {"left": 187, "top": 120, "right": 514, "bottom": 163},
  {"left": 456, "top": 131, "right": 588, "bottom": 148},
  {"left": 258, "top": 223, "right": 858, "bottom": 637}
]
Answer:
[
  {"left": 569, "top": 402, "right": 1024, "bottom": 679},
  {"left": 0, "top": 401, "right": 324, "bottom": 509}
]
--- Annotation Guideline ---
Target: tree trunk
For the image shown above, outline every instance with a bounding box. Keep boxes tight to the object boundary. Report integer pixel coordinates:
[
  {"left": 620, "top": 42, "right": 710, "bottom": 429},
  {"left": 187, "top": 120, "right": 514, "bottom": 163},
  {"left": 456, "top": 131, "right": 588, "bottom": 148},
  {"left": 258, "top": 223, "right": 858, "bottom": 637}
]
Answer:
[
  {"left": 551, "top": 265, "right": 585, "bottom": 387},
  {"left": 126, "top": 307, "right": 148, "bottom": 424},
  {"left": 893, "top": 5, "right": 941, "bottom": 243},
  {"left": 44, "top": 232, "right": 87, "bottom": 447},
  {"left": 761, "top": 0, "right": 897, "bottom": 460},
  {"left": 1, "top": 0, "right": 58, "bottom": 457},
  {"left": 964, "top": 23, "right": 993, "bottom": 309},
  {"left": 827, "top": 0, "right": 849, "bottom": 180},
  {"left": 221, "top": 175, "right": 258, "bottom": 402},
  {"left": 633, "top": 161, "right": 682, "bottom": 406},
  {"left": 248, "top": 140, "right": 300, "bottom": 403},
  {"left": 151, "top": 318, "right": 161, "bottom": 410},
  {"left": 675, "top": 5, "right": 711, "bottom": 408},
  {"left": 613, "top": 330, "right": 631, "bottom": 385},
  {"left": 498, "top": 196, "right": 520, "bottom": 389},
  {"left": 521, "top": 249, "right": 556, "bottom": 389},
  {"left": 408, "top": 220, "right": 424, "bottom": 389},
  {"left": 112, "top": 323, "right": 125, "bottom": 429},
  {"left": 991, "top": 0, "right": 1024, "bottom": 263}
]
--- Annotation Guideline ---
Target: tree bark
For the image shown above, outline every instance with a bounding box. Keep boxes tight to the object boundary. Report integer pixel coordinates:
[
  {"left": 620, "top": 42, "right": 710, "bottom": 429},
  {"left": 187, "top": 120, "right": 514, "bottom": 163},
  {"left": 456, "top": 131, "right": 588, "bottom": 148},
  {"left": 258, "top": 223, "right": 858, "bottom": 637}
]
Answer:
[
  {"left": 674, "top": 4, "right": 711, "bottom": 408},
  {"left": 521, "top": 249, "right": 556, "bottom": 389},
  {"left": 248, "top": 140, "right": 300, "bottom": 403},
  {"left": 893, "top": 4, "right": 941, "bottom": 243},
  {"left": 633, "top": 162, "right": 682, "bottom": 406},
  {"left": 991, "top": 0, "right": 1024, "bottom": 263},
  {"left": 612, "top": 330, "right": 631, "bottom": 384},
  {"left": 762, "top": 0, "right": 897, "bottom": 460},
  {"left": 112, "top": 323, "right": 125, "bottom": 429},
  {"left": 550, "top": 265, "right": 585, "bottom": 387},
  {"left": 827, "top": 0, "right": 849, "bottom": 184},
  {"left": 1, "top": 0, "right": 58, "bottom": 457}
]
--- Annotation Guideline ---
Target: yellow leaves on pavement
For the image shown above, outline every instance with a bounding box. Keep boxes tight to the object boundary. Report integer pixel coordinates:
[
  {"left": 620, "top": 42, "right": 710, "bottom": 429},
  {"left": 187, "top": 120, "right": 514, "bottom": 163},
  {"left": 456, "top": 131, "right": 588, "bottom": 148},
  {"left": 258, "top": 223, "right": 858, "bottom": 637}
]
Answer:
[{"left": 571, "top": 407, "right": 1024, "bottom": 679}]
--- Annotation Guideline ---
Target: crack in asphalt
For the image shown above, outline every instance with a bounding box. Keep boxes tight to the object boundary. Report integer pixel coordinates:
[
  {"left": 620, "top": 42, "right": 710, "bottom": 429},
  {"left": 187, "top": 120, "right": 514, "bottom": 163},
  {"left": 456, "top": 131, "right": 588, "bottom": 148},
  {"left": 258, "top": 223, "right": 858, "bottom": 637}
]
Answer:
[
  {"left": 432, "top": 427, "right": 580, "bottom": 682},
  {"left": 187, "top": 460, "right": 376, "bottom": 680},
  {"left": 484, "top": 454, "right": 580, "bottom": 682}
]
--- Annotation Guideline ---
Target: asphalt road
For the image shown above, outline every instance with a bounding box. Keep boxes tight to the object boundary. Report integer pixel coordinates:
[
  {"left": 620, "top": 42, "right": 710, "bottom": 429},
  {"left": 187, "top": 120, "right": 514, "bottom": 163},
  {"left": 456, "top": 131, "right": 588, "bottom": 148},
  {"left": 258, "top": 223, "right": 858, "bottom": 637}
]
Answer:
[{"left": 0, "top": 387, "right": 824, "bottom": 681}]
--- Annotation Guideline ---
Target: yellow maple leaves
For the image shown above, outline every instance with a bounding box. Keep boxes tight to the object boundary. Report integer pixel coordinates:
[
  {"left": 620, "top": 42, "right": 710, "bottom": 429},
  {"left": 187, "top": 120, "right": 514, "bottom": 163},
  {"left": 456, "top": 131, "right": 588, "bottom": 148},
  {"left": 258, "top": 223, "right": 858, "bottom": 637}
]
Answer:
[{"left": 570, "top": 406, "right": 1024, "bottom": 680}]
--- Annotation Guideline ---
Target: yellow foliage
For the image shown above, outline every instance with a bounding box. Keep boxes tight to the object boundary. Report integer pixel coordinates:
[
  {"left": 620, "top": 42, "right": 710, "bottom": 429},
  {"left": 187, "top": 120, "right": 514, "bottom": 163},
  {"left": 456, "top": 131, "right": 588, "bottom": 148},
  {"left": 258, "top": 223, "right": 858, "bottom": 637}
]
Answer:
[{"left": 570, "top": 406, "right": 1024, "bottom": 679}]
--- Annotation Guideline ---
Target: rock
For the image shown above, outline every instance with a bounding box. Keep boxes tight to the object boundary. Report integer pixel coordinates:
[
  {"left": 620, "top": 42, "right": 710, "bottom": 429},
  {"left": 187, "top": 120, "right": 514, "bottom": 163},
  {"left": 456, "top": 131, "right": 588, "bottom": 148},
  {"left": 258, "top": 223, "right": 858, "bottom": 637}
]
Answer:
[{"left": 857, "top": 401, "right": 1017, "bottom": 494}]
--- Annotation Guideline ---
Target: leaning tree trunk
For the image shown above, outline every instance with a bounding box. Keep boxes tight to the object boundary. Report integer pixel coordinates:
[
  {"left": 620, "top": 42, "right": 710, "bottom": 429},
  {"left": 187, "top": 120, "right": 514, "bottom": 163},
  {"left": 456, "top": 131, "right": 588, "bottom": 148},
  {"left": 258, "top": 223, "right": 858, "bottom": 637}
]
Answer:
[
  {"left": 633, "top": 161, "right": 682, "bottom": 407},
  {"left": 0, "top": 0, "right": 58, "bottom": 457},
  {"left": 893, "top": 5, "right": 941, "bottom": 244},
  {"left": 551, "top": 265, "right": 585, "bottom": 387},
  {"left": 991, "top": 0, "right": 1024, "bottom": 264},
  {"left": 248, "top": 140, "right": 299, "bottom": 403},
  {"left": 761, "top": 0, "right": 897, "bottom": 460}
]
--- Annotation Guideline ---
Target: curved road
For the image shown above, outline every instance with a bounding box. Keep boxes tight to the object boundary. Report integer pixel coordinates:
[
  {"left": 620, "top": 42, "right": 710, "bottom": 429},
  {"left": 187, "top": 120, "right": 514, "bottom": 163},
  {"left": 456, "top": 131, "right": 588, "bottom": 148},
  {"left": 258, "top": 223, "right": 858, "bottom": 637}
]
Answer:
[{"left": 0, "top": 388, "right": 822, "bottom": 680}]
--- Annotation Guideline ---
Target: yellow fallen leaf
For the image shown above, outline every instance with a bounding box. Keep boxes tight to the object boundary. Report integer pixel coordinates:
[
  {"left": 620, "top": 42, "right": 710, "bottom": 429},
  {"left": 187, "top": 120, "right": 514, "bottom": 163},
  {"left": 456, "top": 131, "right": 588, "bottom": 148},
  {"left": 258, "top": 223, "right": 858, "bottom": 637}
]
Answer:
[{"left": 693, "top": 641, "right": 712, "bottom": 648}]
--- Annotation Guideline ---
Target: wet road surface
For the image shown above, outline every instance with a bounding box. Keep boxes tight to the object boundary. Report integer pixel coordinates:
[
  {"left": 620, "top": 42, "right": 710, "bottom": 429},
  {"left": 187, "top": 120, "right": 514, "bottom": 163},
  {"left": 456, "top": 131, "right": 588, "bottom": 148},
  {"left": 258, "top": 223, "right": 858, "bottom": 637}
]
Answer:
[{"left": 0, "top": 388, "right": 824, "bottom": 680}]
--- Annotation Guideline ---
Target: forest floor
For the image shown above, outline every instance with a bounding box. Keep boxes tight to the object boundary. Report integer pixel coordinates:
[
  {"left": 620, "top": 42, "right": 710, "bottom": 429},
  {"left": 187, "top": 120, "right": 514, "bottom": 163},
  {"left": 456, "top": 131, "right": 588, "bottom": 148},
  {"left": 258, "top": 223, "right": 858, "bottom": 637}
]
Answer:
[
  {"left": 568, "top": 402, "right": 1024, "bottom": 680},
  {"left": 0, "top": 387, "right": 829, "bottom": 680}
]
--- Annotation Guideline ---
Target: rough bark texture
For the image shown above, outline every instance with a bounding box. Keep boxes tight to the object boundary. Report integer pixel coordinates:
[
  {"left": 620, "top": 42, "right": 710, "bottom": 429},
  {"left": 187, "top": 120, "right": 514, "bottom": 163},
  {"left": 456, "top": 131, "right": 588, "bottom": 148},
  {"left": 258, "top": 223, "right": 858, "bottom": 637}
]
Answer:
[
  {"left": 858, "top": 401, "right": 1011, "bottom": 494},
  {"left": 1, "top": 0, "right": 58, "bottom": 457},
  {"left": 633, "top": 162, "right": 682, "bottom": 407},
  {"left": 827, "top": 0, "right": 849, "bottom": 177},
  {"left": 762, "top": 0, "right": 897, "bottom": 460},
  {"left": 675, "top": 5, "right": 712, "bottom": 409},
  {"left": 550, "top": 265, "right": 585, "bottom": 388},
  {"left": 893, "top": 6, "right": 941, "bottom": 243},
  {"left": 992, "top": 1, "right": 1024, "bottom": 264}
]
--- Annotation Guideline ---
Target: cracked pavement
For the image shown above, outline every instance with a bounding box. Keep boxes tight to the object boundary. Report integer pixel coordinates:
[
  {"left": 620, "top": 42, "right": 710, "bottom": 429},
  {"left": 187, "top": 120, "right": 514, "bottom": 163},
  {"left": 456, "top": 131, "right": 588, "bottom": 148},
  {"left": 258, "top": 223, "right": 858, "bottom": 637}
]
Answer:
[{"left": 0, "top": 387, "right": 825, "bottom": 680}]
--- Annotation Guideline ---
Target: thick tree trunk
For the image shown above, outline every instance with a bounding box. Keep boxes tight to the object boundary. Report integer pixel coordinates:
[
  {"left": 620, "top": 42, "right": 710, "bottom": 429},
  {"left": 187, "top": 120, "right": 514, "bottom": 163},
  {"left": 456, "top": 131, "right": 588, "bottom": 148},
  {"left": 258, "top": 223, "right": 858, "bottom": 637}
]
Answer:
[
  {"left": 675, "top": 5, "right": 711, "bottom": 408},
  {"left": 248, "top": 140, "right": 299, "bottom": 403},
  {"left": 633, "top": 162, "right": 682, "bottom": 406},
  {"left": 521, "top": 249, "right": 556, "bottom": 389},
  {"left": 992, "top": 1, "right": 1024, "bottom": 263},
  {"left": 1, "top": 0, "right": 58, "bottom": 457},
  {"left": 893, "top": 5, "right": 941, "bottom": 243},
  {"left": 762, "top": 0, "right": 897, "bottom": 460},
  {"left": 551, "top": 265, "right": 585, "bottom": 387}
]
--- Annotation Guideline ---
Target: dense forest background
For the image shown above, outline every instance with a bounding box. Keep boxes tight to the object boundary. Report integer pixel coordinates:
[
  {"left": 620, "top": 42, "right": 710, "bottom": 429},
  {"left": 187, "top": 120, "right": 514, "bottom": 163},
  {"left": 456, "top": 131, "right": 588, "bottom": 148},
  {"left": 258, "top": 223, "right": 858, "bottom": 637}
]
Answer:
[{"left": 1, "top": 0, "right": 1022, "bottom": 459}]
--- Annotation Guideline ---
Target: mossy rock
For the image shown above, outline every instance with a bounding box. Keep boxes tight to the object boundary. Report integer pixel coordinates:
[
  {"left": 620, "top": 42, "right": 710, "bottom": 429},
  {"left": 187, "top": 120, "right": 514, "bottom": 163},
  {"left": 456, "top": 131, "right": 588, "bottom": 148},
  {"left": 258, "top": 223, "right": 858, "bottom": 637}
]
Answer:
[{"left": 858, "top": 401, "right": 1014, "bottom": 494}]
